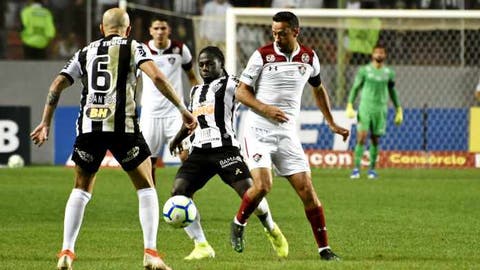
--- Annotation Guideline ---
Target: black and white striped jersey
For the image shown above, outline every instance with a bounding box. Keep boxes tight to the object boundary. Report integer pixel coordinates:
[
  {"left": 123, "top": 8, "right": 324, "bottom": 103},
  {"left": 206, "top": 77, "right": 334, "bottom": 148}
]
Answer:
[
  {"left": 188, "top": 75, "right": 240, "bottom": 149},
  {"left": 60, "top": 34, "right": 152, "bottom": 135}
]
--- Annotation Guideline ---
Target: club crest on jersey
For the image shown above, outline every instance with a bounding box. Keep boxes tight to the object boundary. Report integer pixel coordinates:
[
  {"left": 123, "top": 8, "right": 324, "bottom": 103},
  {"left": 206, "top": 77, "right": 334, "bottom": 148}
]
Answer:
[
  {"left": 168, "top": 57, "right": 176, "bottom": 65},
  {"left": 85, "top": 106, "right": 113, "bottom": 121},
  {"left": 266, "top": 54, "right": 276, "bottom": 62},
  {"left": 252, "top": 153, "right": 262, "bottom": 162},
  {"left": 298, "top": 65, "right": 307, "bottom": 75},
  {"left": 301, "top": 53, "right": 310, "bottom": 63}
]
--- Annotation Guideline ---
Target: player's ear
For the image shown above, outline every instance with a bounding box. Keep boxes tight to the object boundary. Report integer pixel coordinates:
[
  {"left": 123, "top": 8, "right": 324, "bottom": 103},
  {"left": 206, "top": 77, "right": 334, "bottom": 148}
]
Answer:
[
  {"left": 99, "top": 24, "right": 104, "bottom": 35},
  {"left": 293, "top": 27, "right": 300, "bottom": 38},
  {"left": 125, "top": 25, "right": 131, "bottom": 37}
]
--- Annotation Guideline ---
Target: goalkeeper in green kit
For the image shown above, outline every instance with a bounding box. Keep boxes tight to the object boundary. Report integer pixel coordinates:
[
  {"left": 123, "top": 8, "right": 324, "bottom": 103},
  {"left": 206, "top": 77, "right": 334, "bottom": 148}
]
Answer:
[{"left": 346, "top": 44, "right": 403, "bottom": 179}]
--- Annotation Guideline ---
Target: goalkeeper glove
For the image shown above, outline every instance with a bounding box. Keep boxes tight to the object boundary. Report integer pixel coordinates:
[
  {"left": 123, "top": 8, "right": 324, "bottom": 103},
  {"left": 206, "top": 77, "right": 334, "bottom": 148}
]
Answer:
[
  {"left": 394, "top": 107, "right": 403, "bottom": 125},
  {"left": 346, "top": 103, "right": 356, "bottom": 118}
]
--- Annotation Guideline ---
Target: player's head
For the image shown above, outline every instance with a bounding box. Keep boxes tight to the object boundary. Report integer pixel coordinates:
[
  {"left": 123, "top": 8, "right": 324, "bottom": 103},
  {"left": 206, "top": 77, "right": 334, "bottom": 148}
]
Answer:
[
  {"left": 198, "top": 46, "right": 226, "bottom": 83},
  {"left": 100, "top": 8, "right": 131, "bottom": 37},
  {"left": 149, "top": 16, "right": 171, "bottom": 44},
  {"left": 372, "top": 43, "right": 387, "bottom": 64},
  {"left": 272, "top": 11, "right": 300, "bottom": 54}
]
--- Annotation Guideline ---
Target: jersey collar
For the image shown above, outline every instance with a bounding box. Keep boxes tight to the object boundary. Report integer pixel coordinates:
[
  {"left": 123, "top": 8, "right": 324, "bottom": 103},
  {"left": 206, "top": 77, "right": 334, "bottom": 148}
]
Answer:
[
  {"left": 148, "top": 39, "right": 171, "bottom": 54},
  {"left": 273, "top": 41, "right": 300, "bottom": 62}
]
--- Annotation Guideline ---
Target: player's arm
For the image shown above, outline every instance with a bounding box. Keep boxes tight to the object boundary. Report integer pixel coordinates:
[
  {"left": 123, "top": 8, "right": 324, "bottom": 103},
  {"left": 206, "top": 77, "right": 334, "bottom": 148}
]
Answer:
[
  {"left": 387, "top": 77, "right": 403, "bottom": 125},
  {"left": 139, "top": 60, "right": 197, "bottom": 133},
  {"left": 30, "top": 75, "right": 72, "bottom": 146},
  {"left": 169, "top": 124, "right": 190, "bottom": 156},
  {"left": 345, "top": 68, "right": 364, "bottom": 118},
  {"left": 185, "top": 68, "right": 200, "bottom": 86},
  {"left": 236, "top": 82, "right": 288, "bottom": 123},
  {"left": 312, "top": 82, "right": 349, "bottom": 141}
]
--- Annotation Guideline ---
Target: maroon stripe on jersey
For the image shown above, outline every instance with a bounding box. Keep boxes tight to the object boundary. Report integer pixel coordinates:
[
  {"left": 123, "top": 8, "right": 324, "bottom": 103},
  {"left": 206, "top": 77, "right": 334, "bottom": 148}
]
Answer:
[
  {"left": 257, "top": 43, "right": 287, "bottom": 65},
  {"left": 163, "top": 40, "right": 184, "bottom": 55},
  {"left": 292, "top": 44, "right": 315, "bottom": 65}
]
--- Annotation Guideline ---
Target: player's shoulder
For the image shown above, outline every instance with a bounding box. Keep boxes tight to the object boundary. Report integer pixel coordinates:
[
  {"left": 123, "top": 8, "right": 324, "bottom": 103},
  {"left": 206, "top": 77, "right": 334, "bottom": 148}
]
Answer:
[
  {"left": 257, "top": 43, "right": 276, "bottom": 56},
  {"left": 292, "top": 43, "right": 316, "bottom": 64},
  {"left": 165, "top": 40, "right": 185, "bottom": 55}
]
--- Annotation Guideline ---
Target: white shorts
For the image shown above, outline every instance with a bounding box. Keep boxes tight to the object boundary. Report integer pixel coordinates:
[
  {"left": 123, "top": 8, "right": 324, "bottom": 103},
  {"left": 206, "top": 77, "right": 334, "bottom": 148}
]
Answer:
[
  {"left": 140, "top": 115, "right": 182, "bottom": 157},
  {"left": 242, "top": 124, "right": 310, "bottom": 177}
]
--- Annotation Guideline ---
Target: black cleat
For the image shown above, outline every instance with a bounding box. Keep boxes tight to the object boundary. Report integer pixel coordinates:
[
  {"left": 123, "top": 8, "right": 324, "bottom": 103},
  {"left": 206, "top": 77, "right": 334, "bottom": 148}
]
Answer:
[
  {"left": 320, "top": 249, "right": 340, "bottom": 261},
  {"left": 230, "top": 221, "right": 245, "bottom": 253}
]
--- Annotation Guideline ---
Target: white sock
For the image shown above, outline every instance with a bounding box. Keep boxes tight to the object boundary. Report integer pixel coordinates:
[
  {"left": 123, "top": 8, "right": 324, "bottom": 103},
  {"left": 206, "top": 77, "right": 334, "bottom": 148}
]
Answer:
[
  {"left": 254, "top": 198, "right": 275, "bottom": 231},
  {"left": 137, "top": 187, "right": 159, "bottom": 250},
  {"left": 62, "top": 188, "right": 92, "bottom": 252},
  {"left": 184, "top": 209, "right": 207, "bottom": 244}
]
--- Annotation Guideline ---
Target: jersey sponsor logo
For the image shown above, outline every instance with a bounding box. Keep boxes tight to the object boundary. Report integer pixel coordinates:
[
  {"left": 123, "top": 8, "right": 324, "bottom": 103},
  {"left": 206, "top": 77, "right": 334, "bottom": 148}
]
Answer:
[
  {"left": 168, "top": 57, "right": 176, "bottom": 65},
  {"left": 102, "top": 39, "right": 127, "bottom": 46},
  {"left": 219, "top": 155, "right": 242, "bottom": 168},
  {"left": 301, "top": 53, "right": 310, "bottom": 63},
  {"left": 85, "top": 106, "right": 113, "bottom": 121},
  {"left": 137, "top": 45, "right": 147, "bottom": 57},
  {"left": 121, "top": 146, "right": 140, "bottom": 163},
  {"left": 192, "top": 104, "right": 214, "bottom": 117},
  {"left": 252, "top": 153, "right": 262, "bottom": 162},
  {"left": 266, "top": 54, "right": 275, "bottom": 62},
  {"left": 267, "top": 65, "right": 278, "bottom": 72}
]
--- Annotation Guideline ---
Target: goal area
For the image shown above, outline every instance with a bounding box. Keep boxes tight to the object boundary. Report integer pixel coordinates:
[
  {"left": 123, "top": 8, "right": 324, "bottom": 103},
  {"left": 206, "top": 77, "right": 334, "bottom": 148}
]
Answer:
[{"left": 226, "top": 8, "right": 480, "bottom": 168}]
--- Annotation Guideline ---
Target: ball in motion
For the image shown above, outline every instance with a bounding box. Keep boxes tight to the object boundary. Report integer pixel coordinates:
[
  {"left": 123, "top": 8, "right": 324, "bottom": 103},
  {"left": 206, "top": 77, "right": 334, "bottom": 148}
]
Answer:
[
  {"left": 162, "top": 195, "right": 197, "bottom": 228},
  {"left": 7, "top": 154, "right": 25, "bottom": 168}
]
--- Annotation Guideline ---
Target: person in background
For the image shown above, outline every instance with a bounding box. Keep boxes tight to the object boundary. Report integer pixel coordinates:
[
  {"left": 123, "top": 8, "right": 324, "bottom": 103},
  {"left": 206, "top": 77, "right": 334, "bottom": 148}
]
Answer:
[{"left": 20, "top": 0, "right": 56, "bottom": 59}]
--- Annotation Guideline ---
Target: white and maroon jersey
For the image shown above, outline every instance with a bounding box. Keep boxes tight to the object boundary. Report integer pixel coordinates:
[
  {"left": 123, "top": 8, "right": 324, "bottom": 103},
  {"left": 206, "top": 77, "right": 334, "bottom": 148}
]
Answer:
[
  {"left": 240, "top": 42, "right": 321, "bottom": 128},
  {"left": 140, "top": 39, "right": 193, "bottom": 118},
  {"left": 188, "top": 75, "right": 241, "bottom": 149},
  {"left": 60, "top": 35, "right": 152, "bottom": 135}
]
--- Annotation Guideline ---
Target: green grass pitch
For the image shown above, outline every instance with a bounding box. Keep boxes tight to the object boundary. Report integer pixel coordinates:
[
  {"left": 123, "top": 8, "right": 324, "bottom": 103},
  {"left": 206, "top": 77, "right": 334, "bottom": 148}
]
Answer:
[{"left": 0, "top": 166, "right": 479, "bottom": 269}]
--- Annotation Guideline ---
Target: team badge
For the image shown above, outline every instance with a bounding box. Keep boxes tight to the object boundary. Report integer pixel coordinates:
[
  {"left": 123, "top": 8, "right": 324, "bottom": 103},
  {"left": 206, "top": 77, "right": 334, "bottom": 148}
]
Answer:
[
  {"left": 301, "top": 53, "right": 310, "bottom": 63},
  {"left": 173, "top": 47, "right": 180, "bottom": 54},
  {"left": 252, "top": 153, "right": 262, "bottom": 162},
  {"left": 266, "top": 54, "right": 275, "bottom": 62},
  {"left": 298, "top": 65, "right": 306, "bottom": 75},
  {"left": 168, "top": 57, "right": 176, "bottom": 65}
]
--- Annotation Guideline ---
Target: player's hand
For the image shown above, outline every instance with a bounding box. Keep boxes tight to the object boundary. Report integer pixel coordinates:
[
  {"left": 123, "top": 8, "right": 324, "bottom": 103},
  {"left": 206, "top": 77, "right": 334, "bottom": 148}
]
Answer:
[
  {"left": 181, "top": 110, "right": 197, "bottom": 134},
  {"left": 169, "top": 140, "right": 182, "bottom": 157},
  {"left": 329, "top": 123, "right": 350, "bottom": 142},
  {"left": 345, "top": 103, "right": 356, "bottom": 118},
  {"left": 394, "top": 107, "right": 403, "bottom": 125},
  {"left": 30, "top": 123, "right": 50, "bottom": 147},
  {"left": 262, "top": 104, "right": 289, "bottom": 123}
]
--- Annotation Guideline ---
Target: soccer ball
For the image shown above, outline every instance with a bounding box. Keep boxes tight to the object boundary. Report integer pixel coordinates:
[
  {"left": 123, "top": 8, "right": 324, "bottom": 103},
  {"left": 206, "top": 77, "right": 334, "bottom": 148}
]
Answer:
[
  {"left": 7, "top": 154, "right": 25, "bottom": 168},
  {"left": 162, "top": 195, "right": 197, "bottom": 228}
]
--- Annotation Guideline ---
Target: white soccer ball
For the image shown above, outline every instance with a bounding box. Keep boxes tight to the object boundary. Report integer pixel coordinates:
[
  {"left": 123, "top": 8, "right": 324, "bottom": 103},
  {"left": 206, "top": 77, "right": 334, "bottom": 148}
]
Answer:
[
  {"left": 162, "top": 195, "right": 197, "bottom": 228},
  {"left": 7, "top": 154, "right": 25, "bottom": 168}
]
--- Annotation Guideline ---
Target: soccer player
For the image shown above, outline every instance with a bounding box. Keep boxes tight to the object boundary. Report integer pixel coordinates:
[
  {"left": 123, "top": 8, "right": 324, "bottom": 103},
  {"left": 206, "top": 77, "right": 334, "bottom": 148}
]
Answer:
[
  {"left": 168, "top": 46, "right": 288, "bottom": 260},
  {"left": 30, "top": 8, "right": 196, "bottom": 270},
  {"left": 231, "top": 11, "right": 349, "bottom": 261},
  {"left": 139, "top": 16, "right": 199, "bottom": 182},
  {"left": 346, "top": 44, "right": 403, "bottom": 179}
]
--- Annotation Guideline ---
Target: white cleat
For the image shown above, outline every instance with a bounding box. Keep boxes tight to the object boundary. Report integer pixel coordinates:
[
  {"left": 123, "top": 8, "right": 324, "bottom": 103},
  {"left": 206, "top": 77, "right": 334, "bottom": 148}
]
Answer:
[
  {"left": 56, "top": 249, "right": 75, "bottom": 270},
  {"left": 143, "top": 249, "right": 172, "bottom": 270}
]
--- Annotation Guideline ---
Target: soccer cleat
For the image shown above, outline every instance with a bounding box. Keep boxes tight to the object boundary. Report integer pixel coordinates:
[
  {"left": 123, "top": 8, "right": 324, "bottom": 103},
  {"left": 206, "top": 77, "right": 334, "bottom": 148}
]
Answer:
[
  {"left": 56, "top": 249, "right": 75, "bottom": 270},
  {"left": 184, "top": 241, "right": 215, "bottom": 260},
  {"left": 319, "top": 248, "right": 340, "bottom": 261},
  {"left": 230, "top": 221, "right": 245, "bottom": 253},
  {"left": 264, "top": 223, "right": 289, "bottom": 258},
  {"left": 367, "top": 169, "right": 378, "bottom": 179},
  {"left": 143, "top": 249, "right": 172, "bottom": 270},
  {"left": 350, "top": 168, "right": 360, "bottom": 179}
]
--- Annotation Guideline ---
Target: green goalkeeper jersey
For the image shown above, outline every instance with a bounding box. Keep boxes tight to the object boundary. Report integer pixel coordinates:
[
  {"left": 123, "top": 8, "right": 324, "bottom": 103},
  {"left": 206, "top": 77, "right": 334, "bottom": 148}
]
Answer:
[{"left": 348, "top": 63, "right": 400, "bottom": 113}]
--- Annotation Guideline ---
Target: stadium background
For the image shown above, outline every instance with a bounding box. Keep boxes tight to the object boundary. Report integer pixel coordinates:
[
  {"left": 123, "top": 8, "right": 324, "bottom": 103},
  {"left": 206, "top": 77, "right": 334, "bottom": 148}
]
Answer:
[{"left": 1, "top": 1, "right": 479, "bottom": 168}]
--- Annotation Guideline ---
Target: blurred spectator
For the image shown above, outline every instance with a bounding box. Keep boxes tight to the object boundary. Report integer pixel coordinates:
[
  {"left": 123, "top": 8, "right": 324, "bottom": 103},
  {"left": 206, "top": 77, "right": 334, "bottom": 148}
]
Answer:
[
  {"left": 173, "top": 0, "right": 204, "bottom": 15},
  {"left": 20, "top": 0, "right": 56, "bottom": 60},
  {"left": 199, "top": 0, "right": 232, "bottom": 51},
  {"left": 52, "top": 32, "right": 80, "bottom": 59},
  {"left": 344, "top": 0, "right": 381, "bottom": 64},
  {"left": 475, "top": 76, "right": 480, "bottom": 102},
  {"left": 0, "top": 1, "right": 6, "bottom": 59},
  {"left": 271, "top": 0, "right": 298, "bottom": 8},
  {"left": 231, "top": 0, "right": 269, "bottom": 7}
]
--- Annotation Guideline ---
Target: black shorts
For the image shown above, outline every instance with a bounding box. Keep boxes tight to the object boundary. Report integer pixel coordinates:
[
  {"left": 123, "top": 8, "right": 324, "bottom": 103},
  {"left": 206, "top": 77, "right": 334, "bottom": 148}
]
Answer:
[
  {"left": 175, "top": 146, "right": 252, "bottom": 192},
  {"left": 71, "top": 132, "right": 151, "bottom": 173}
]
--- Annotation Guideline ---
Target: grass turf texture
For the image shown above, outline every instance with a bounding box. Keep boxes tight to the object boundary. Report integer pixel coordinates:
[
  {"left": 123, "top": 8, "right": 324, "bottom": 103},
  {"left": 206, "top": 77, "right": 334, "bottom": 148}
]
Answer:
[{"left": 0, "top": 166, "right": 479, "bottom": 270}]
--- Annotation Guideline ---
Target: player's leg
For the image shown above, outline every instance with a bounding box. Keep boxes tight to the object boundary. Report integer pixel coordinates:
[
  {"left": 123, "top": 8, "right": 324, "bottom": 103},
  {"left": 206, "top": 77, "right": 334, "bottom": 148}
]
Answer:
[
  {"left": 164, "top": 114, "right": 190, "bottom": 162},
  {"left": 172, "top": 150, "right": 216, "bottom": 260},
  {"left": 352, "top": 111, "right": 370, "bottom": 179},
  {"left": 112, "top": 134, "right": 171, "bottom": 270},
  {"left": 368, "top": 111, "right": 386, "bottom": 179},
  {"left": 287, "top": 172, "right": 340, "bottom": 261},
  {"left": 139, "top": 116, "right": 163, "bottom": 185},
  {"left": 58, "top": 134, "right": 105, "bottom": 269}
]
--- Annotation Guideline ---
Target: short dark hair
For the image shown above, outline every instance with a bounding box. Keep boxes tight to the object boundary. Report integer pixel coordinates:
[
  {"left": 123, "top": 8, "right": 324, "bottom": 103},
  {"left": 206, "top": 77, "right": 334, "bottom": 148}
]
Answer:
[
  {"left": 272, "top": 11, "right": 299, "bottom": 29},
  {"left": 150, "top": 16, "right": 170, "bottom": 26},
  {"left": 199, "top": 46, "right": 225, "bottom": 66},
  {"left": 373, "top": 42, "right": 387, "bottom": 52}
]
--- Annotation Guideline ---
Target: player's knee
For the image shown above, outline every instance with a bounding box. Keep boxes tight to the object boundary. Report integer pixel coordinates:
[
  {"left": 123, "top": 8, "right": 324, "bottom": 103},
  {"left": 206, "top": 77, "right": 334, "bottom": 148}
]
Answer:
[{"left": 171, "top": 178, "right": 193, "bottom": 197}]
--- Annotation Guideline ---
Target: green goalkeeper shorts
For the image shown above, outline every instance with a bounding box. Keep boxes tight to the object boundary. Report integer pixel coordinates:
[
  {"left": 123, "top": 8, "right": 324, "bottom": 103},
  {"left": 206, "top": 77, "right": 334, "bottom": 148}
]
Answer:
[{"left": 357, "top": 109, "right": 387, "bottom": 136}]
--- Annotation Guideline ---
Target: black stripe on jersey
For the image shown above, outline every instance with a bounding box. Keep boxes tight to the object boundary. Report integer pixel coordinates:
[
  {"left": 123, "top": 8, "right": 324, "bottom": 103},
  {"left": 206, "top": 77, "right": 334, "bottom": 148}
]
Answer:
[
  {"left": 92, "top": 39, "right": 110, "bottom": 132},
  {"left": 77, "top": 49, "right": 88, "bottom": 135},
  {"left": 214, "top": 77, "right": 231, "bottom": 147},
  {"left": 197, "top": 84, "right": 210, "bottom": 129},
  {"left": 114, "top": 38, "right": 132, "bottom": 133}
]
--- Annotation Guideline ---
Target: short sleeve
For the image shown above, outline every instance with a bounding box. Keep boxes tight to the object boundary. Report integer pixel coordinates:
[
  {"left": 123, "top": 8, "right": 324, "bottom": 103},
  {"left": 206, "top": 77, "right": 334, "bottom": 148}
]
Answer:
[
  {"left": 311, "top": 51, "right": 321, "bottom": 78},
  {"left": 132, "top": 40, "right": 153, "bottom": 67},
  {"left": 239, "top": 50, "right": 263, "bottom": 86},
  {"left": 181, "top": 44, "right": 193, "bottom": 65},
  {"left": 60, "top": 50, "right": 82, "bottom": 83}
]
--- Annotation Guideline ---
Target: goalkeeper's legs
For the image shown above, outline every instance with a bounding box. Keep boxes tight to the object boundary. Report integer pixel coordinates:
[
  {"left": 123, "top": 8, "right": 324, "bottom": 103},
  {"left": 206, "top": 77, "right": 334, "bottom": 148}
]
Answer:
[
  {"left": 352, "top": 131, "right": 368, "bottom": 179},
  {"left": 368, "top": 135, "right": 380, "bottom": 179}
]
